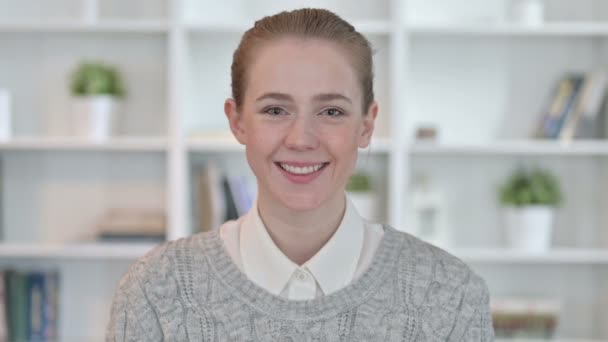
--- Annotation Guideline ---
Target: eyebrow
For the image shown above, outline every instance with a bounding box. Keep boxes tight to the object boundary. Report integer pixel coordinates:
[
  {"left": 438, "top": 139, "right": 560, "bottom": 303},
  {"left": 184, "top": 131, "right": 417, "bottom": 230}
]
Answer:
[{"left": 255, "top": 92, "right": 352, "bottom": 104}]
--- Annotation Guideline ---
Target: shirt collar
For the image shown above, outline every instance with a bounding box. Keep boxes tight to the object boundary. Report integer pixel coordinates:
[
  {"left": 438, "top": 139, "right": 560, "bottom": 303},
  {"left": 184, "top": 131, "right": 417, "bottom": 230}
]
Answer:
[{"left": 239, "top": 193, "right": 365, "bottom": 296}]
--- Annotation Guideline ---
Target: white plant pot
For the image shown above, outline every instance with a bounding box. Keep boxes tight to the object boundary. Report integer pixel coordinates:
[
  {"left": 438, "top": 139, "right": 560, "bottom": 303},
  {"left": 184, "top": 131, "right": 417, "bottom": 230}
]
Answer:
[
  {"left": 71, "top": 95, "right": 119, "bottom": 141},
  {"left": 502, "top": 205, "right": 555, "bottom": 252},
  {"left": 347, "top": 192, "right": 377, "bottom": 221}
]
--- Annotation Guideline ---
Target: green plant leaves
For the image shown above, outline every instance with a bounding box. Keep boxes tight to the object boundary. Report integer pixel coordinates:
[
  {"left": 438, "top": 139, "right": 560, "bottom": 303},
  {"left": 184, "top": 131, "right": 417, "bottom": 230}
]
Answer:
[
  {"left": 499, "top": 167, "right": 562, "bottom": 207},
  {"left": 70, "top": 62, "right": 126, "bottom": 97},
  {"left": 346, "top": 172, "right": 371, "bottom": 192}
]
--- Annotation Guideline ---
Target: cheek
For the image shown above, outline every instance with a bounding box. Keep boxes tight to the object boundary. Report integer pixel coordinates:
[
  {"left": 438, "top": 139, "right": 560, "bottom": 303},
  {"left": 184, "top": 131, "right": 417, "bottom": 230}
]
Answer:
[{"left": 322, "top": 125, "right": 359, "bottom": 151}]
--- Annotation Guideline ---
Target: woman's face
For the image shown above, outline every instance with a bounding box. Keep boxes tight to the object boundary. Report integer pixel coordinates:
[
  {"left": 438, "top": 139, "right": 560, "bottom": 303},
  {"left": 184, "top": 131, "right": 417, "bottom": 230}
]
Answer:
[{"left": 225, "top": 37, "right": 377, "bottom": 212}]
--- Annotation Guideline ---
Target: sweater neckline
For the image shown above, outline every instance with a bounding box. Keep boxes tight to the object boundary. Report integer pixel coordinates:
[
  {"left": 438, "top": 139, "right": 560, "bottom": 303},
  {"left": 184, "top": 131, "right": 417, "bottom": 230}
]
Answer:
[{"left": 197, "top": 224, "right": 407, "bottom": 321}]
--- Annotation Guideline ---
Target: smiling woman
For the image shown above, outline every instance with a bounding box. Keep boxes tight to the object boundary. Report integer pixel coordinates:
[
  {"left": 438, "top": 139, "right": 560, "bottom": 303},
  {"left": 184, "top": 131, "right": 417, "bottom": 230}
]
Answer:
[{"left": 106, "top": 8, "right": 495, "bottom": 341}]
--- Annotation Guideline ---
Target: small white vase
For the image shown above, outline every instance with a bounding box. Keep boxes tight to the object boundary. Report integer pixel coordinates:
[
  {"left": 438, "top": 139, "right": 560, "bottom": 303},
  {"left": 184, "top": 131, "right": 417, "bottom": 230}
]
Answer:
[
  {"left": 347, "top": 192, "right": 377, "bottom": 221},
  {"left": 71, "top": 95, "right": 118, "bottom": 141},
  {"left": 0, "top": 89, "right": 12, "bottom": 141},
  {"left": 510, "top": 0, "right": 544, "bottom": 26},
  {"left": 502, "top": 205, "right": 555, "bottom": 252}
]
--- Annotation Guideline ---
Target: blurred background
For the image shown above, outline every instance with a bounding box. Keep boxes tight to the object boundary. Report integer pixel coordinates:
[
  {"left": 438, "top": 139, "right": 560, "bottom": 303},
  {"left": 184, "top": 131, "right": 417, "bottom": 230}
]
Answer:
[{"left": 1, "top": 0, "right": 607, "bottom": 341}]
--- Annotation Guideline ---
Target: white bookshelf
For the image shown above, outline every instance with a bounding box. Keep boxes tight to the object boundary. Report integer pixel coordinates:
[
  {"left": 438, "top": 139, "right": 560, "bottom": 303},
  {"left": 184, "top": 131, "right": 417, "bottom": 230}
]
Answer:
[{"left": 1, "top": 0, "right": 608, "bottom": 340}]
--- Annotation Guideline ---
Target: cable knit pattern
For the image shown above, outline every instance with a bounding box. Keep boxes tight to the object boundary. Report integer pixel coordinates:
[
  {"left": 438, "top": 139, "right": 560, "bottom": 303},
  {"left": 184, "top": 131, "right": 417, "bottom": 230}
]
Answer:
[{"left": 106, "top": 225, "right": 494, "bottom": 341}]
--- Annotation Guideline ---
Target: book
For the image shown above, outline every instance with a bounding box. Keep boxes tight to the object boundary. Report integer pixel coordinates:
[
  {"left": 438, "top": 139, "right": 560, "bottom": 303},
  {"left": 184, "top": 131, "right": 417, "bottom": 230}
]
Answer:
[
  {"left": 27, "top": 272, "right": 45, "bottom": 341},
  {"left": 0, "top": 271, "right": 7, "bottom": 342},
  {"left": 491, "top": 297, "right": 561, "bottom": 338},
  {"left": 559, "top": 69, "right": 608, "bottom": 141},
  {"left": 96, "top": 208, "right": 166, "bottom": 242},
  {"left": 222, "top": 175, "right": 239, "bottom": 222},
  {"left": 98, "top": 233, "right": 165, "bottom": 243},
  {"left": 534, "top": 73, "right": 585, "bottom": 139},
  {"left": 227, "top": 175, "right": 255, "bottom": 216},
  {"left": 42, "top": 272, "right": 59, "bottom": 341},
  {"left": 5, "top": 270, "right": 28, "bottom": 342},
  {"left": 197, "top": 162, "right": 226, "bottom": 232}
]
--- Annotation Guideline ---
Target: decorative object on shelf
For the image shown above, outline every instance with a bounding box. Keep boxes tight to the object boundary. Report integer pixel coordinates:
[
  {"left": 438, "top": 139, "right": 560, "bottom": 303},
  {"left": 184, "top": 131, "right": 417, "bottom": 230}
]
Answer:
[
  {"left": 83, "top": 0, "right": 98, "bottom": 23},
  {"left": 410, "top": 172, "right": 449, "bottom": 248},
  {"left": 491, "top": 297, "right": 560, "bottom": 338},
  {"left": 0, "top": 89, "right": 12, "bottom": 141},
  {"left": 510, "top": 0, "right": 544, "bottom": 26},
  {"left": 69, "top": 61, "right": 126, "bottom": 141},
  {"left": 346, "top": 171, "right": 378, "bottom": 221},
  {"left": 498, "top": 166, "right": 562, "bottom": 252},
  {"left": 414, "top": 125, "right": 438, "bottom": 142},
  {"left": 95, "top": 208, "right": 165, "bottom": 243}
]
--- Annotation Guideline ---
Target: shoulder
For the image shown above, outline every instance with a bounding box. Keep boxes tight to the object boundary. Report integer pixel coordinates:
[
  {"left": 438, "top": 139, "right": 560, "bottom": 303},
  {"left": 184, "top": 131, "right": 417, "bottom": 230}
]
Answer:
[
  {"left": 386, "top": 226, "right": 491, "bottom": 338},
  {"left": 116, "top": 231, "right": 216, "bottom": 305},
  {"left": 385, "top": 226, "right": 480, "bottom": 286}
]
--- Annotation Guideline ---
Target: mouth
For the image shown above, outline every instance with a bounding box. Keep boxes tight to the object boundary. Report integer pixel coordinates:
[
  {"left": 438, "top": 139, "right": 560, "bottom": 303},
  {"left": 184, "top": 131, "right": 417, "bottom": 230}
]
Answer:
[{"left": 274, "top": 162, "right": 330, "bottom": 176}]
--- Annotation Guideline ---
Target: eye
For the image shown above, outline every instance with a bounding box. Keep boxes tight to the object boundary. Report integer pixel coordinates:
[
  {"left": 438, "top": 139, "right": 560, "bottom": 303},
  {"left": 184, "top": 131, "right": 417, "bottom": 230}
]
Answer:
[
  {"left": 321, "top": 108, "right": 345, "bottom": 117},
  {"left": 263, "top": 107, "right": 287, "bottom": 116}
]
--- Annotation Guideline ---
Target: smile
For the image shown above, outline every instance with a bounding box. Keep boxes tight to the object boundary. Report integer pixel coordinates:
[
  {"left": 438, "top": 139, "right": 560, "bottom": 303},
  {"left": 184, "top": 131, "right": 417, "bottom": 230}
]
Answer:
[{"left": 276, "top": 162, "right": 329, "bottom": 175}]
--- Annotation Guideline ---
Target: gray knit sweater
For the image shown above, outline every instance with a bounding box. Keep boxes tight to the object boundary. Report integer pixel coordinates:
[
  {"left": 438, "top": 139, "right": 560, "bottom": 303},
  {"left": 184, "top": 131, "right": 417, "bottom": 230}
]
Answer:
[{"left": 106, "top": 225, "right": 494, "bottom": 341}]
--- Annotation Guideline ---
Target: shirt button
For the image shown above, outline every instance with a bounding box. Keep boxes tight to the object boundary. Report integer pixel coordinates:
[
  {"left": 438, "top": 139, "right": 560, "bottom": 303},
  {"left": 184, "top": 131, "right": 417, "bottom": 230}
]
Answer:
[{"left": 295, "top": 269, "right": 308, "bottom": 281}]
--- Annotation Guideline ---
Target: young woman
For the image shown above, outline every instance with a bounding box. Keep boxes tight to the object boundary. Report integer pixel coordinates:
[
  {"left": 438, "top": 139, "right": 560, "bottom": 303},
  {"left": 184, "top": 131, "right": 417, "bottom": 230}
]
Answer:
[{"left": 107, "top": 8, "right": 494, "bottom": 341}]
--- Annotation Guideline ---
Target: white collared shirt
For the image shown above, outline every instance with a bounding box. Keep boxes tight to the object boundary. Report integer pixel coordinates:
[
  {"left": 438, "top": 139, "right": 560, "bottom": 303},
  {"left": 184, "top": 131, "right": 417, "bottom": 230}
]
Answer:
[{"left": 219, "top": 194, "right": 384, "bottom": 300}]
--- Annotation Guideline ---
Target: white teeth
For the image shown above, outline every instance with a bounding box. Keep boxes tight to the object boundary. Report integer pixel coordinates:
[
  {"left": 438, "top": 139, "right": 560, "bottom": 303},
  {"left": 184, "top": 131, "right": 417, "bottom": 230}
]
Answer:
[{"left": 279, "top": 163, "right": 325, "bottom": 175}]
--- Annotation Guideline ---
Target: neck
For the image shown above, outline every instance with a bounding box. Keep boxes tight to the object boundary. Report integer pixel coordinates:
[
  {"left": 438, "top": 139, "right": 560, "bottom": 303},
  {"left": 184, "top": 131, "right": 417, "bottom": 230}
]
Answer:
[{"left": 257, "top": 191, "right": 346, "bottom": 265}]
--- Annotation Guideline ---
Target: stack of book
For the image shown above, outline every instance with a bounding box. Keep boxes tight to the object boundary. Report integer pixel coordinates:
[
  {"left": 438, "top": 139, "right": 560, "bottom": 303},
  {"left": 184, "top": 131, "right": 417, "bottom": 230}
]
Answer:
[
  {"left": 534, "top": 69, "right": 608, "bottom": 141},
  {"left": 0, "top": 270, "right": 59, "bottom": 341},
  {"left": 95, "top": 208, "right": 166, "bottom": 243},
  {"left": 491, "top": 297, "right": 561, "bottom": 339},
  {"left": 194, "top": 162, "right": 255, "bottom": 233}
]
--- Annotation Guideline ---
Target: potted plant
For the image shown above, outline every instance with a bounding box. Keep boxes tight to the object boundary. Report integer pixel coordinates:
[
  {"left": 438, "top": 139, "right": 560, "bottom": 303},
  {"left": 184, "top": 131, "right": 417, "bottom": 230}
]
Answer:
[
  {"left": 70, "top": 62, "right": 125, "bottom": 141},
  {"left": 498, "top": 166, "right": 563, "bottom": 252},
  {"left": 346, "top": 171, "right": 377, "bottom": 221}
]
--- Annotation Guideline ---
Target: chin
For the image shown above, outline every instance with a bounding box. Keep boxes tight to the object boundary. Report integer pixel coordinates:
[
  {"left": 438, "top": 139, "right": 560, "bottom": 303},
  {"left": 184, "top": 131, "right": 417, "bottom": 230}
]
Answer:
[{"left": 276, "top": 191, "right": 326, "bottom": 212}]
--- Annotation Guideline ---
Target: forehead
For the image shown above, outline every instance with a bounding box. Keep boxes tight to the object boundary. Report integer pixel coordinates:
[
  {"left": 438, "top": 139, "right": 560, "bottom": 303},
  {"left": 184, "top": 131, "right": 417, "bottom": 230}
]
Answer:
[{"left": 246, "top": 37, "right": 360, "bottom": 101}]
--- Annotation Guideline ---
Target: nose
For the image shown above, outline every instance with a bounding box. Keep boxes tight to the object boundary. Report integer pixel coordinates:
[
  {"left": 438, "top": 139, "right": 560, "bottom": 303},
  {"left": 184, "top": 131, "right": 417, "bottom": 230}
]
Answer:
[{"left": 284, "top": 115, "right": 319, "bottom": 151}]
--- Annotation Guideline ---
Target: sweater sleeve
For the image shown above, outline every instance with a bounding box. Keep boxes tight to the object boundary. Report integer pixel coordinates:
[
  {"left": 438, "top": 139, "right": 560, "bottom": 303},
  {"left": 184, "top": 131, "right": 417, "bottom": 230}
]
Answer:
[{"left": 105, "top": 259, "right": 164, "bottom": 342}]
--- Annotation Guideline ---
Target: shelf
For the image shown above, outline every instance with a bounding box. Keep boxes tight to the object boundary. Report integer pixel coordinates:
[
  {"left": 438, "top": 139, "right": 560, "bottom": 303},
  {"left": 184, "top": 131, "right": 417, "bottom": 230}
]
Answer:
[
  {"left": 0, "top": 20, "right": 169, "bottom": 33},
  {"left": 450, "top": 248, "right": 608, "bottom": 264},
  {"left": 409, "top": 140, "right": 608, "bottom": 156},
  {"left": 186, "top": 19, "right": 391, "bottom": 35},
  {"left": 0, "top": 137, "right": 168, "bottom": 152},
  {"left": 188, "top": 135, "right": 392, "bottom": 154},
  {"left": 188, "top": 134, "right": 245, "bottom": 152},
  {"left": 496, "top": 339, "right": 603, "bottom": 342},
  {"left": 408, "top": 21, "right": 608, "bottom": 37},
  {"left": 0, "top": 242, "right": 159, "bottom": 260}
]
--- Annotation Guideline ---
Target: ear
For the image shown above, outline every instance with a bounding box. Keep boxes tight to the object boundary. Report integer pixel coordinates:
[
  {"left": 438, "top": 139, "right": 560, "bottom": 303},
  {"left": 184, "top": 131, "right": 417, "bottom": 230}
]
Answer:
[
  {"left": 224, "top": 98, "right": 247, "bottom": 145},
  {"left": 357, "top": 101, "right": 378, "bottom": 148}
]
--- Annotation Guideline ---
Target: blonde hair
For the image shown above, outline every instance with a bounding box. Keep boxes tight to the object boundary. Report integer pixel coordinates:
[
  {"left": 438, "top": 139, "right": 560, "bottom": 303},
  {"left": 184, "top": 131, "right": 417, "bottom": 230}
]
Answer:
[{"left": 230, "top": 8, "right": 375, "bottom": 114}]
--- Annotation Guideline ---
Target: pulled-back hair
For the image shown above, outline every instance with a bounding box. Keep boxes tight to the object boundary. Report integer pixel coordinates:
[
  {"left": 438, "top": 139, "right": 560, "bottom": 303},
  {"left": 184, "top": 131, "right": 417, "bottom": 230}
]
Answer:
[{"left": 230, "top": 8, "right": 375, "bottom": 113}]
